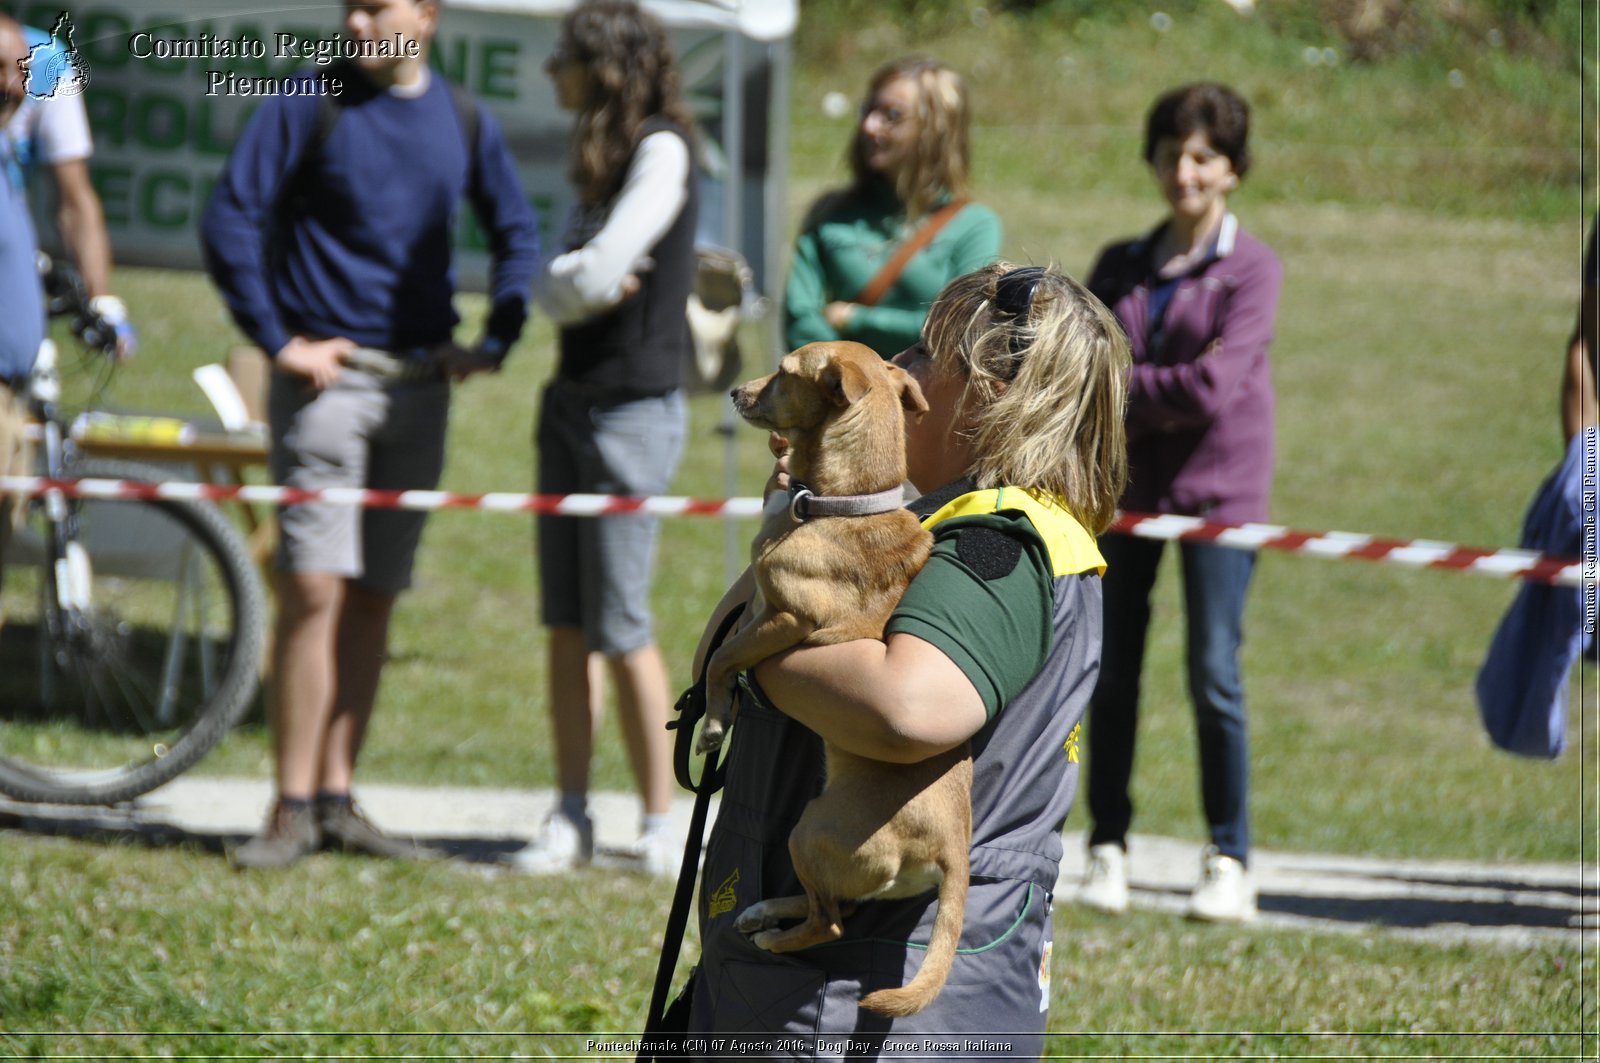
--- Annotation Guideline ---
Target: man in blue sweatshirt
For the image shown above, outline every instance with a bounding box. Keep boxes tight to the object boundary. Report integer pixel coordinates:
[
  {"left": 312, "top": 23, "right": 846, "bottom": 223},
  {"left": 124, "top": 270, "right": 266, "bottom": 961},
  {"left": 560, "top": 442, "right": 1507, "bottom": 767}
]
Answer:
[
  {"left": 202, "top": 0, "right": 539, "bottom": 869},
  {"left": 1, "top": 18, "right": 46, "bottom": 604}
]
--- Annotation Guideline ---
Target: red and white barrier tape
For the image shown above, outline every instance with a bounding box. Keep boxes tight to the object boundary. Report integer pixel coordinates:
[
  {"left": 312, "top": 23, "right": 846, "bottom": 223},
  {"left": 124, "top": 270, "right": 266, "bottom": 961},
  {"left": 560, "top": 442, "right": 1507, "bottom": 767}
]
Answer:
[
  {"left": 1104, "top": 512, "right": 1588, "bottom": 589},
  {"left": 0, "top": 476, "right": 767, "bottom": 519},
  {"left": 1, "top": 475, "right": 1589, "bottom": 588}
]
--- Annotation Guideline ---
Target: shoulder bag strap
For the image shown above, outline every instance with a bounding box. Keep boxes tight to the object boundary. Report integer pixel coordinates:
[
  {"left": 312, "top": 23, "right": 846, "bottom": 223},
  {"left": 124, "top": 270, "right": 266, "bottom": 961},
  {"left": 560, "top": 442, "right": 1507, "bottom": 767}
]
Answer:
[{"left": 855, "top": 198, "right": 969, "bottom": 308}]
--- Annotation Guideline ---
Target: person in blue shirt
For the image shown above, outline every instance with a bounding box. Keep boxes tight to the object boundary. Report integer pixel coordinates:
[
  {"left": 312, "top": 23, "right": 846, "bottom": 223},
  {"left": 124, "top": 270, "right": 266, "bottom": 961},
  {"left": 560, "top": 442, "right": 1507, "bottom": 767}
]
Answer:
[
  {"left": 1473, "top": 218, "right": 1599, "bottom": 758},
  {"left": 202, "top": 0, "right": 540, "bottom": 869},
  {"left": 1, "top": 18, "right": 46, "bottom": 604}
]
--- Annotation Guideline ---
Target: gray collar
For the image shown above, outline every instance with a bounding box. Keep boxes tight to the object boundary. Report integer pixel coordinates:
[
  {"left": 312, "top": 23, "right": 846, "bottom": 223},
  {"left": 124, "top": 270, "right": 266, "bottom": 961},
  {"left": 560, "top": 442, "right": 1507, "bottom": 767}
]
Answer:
[{"left": 789, "top": 482, "right": 905, "bottom": 522}]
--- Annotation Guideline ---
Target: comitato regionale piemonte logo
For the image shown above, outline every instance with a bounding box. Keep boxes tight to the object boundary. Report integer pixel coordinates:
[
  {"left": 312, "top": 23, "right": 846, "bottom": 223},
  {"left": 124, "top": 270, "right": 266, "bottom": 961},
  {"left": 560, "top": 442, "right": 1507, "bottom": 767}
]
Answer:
[{"left": 21, "top": 11, "right": 90, "bottom": 100}]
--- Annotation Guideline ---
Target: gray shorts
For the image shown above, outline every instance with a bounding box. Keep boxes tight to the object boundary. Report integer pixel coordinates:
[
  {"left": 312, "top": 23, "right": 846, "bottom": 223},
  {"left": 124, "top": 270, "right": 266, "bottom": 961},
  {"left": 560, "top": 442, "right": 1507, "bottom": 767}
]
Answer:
[
  {"left": 536, "top": 382, "right": 687, "bottom": 655},
  {"left": 268, "top": 367, "right": 449, "bottom": 594}
]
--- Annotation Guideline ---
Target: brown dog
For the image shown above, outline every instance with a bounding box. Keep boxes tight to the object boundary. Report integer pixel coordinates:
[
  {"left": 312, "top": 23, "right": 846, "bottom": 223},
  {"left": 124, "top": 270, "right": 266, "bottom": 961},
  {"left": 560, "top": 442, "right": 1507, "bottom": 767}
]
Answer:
[{"left": 698, "top": 340, "right": 975, "bottom": 1018}]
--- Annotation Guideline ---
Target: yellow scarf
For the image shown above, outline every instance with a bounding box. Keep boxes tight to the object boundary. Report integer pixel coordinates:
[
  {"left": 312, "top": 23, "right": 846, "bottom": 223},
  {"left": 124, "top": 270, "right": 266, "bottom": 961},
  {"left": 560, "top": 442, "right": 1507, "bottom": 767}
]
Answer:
[{"left": 921, "top": 487, "right": 1106, "bottom": 577}]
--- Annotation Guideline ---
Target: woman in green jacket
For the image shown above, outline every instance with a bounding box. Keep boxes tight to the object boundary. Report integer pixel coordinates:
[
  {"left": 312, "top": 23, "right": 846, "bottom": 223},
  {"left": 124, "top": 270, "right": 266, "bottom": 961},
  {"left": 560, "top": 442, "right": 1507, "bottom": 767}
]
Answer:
[{"left": 784, "top": 56, "right": 1002, "bottom": 359}]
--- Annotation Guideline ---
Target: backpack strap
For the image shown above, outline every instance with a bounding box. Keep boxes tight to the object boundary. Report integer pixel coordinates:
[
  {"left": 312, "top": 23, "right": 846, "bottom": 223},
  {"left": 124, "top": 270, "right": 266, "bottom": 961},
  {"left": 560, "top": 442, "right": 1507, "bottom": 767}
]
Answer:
[
  {"left": 277, "top": 61, "right": 482, "bottom": 219},
  {"left": 274, "top": 65, "right": 352, "bottom": 221},
  {"left": 443, "top": 76, "right": 482, "bottom": 190}
]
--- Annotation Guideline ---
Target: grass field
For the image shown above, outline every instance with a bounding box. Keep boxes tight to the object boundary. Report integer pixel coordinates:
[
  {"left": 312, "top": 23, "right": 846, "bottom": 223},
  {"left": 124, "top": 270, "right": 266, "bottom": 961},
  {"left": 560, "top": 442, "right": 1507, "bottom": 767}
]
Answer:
[
  {"left": 1, "top": 0, "right": 1594, "bottom": 1056},
  {"left": 0, "top": 841, "right": 1587, "bottom": 1058},
  {"left": 85, "top": 206, "right": 1596, "bottom": 869}
]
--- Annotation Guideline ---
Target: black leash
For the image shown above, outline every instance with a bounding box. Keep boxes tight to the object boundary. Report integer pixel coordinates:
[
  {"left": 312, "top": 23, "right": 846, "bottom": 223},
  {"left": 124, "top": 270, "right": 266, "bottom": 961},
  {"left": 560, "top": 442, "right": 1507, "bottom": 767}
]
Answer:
[{"left": 636, "top": 604, "right": 744, "bottom": 1061}]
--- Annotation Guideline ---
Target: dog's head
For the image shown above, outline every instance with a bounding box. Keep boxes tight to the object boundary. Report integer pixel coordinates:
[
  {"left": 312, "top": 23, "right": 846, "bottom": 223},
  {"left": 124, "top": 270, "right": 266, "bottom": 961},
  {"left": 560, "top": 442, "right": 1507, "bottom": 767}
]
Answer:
[
  {"left": 730, "top": 341, "right": 928, "bottom": 434},
  {"left": 730, "top": 341, "right": 928, "bottom": 490}
]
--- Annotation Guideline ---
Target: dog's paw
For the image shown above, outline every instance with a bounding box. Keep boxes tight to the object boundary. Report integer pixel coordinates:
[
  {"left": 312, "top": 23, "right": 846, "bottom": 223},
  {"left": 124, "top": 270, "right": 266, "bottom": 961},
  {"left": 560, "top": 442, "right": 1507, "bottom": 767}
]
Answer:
[
  {"left": 750, "top": 929, "right": 785, "bottom": 952},
  {"left": 695, "top": 719, "right": 726, "bottom": 755},
  {"left": 734, "top": 901, "right": 779, "bottom": 935}
]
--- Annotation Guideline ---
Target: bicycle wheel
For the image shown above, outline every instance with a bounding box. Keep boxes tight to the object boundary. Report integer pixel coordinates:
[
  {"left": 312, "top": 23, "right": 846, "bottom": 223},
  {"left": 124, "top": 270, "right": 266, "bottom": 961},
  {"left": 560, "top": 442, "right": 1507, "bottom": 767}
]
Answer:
[{"left": 0, "top": 458, "right": 266, "bottom": 804}]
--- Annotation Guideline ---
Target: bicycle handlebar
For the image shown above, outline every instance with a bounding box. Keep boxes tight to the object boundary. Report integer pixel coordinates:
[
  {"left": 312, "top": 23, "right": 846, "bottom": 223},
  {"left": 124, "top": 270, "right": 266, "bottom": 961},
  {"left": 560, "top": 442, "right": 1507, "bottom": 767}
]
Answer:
[{"left": 37, "top": 253, "right": 119, "bottom": 359}]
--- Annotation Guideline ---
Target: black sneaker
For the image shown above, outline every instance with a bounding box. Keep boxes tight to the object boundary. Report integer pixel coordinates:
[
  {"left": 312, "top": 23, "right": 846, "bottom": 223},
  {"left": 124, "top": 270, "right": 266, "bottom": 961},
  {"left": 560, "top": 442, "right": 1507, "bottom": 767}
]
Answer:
[
  {"left": 317, "top": 796, "right": 442, "bottom": 861},
  {"left": 231, "top": 801, "right": 321, "bottom": 870}
]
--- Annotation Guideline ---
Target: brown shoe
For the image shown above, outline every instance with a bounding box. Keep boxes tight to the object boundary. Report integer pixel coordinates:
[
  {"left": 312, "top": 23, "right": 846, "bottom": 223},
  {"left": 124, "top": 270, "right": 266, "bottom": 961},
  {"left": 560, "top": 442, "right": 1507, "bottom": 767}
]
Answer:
[
  {"left": 317, "top": 796, "right": 442, "bottom": 861},
  {"left": 231, "top": 800, "right": 321, "bottom": 870}
]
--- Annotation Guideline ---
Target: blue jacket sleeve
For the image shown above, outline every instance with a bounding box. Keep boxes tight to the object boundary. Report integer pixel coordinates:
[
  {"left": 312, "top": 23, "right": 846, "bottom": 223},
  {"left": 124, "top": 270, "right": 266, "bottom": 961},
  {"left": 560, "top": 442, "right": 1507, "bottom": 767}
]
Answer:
[
  {"left": 466, "top": 106, "right": 539, "bottom": 358},
  {"left": 200, "top": 95, "right": 318, "bottom": 358}
]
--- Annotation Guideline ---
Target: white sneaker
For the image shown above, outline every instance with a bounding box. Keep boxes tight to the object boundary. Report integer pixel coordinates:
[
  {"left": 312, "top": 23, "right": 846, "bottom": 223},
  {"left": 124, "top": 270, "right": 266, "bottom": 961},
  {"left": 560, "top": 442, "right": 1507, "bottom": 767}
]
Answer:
[
  {"left": 1187, "top": 846, "right": 1257, "bottom": 923},
  {"left": 633, "top": 829, "right": 680, "bottom": 879},
  {"left": 1077, "top": 843, "right": 1130, "bottom": 914},
  {"left": 508, "top": 811, "right": 593, "bottom": 874}
]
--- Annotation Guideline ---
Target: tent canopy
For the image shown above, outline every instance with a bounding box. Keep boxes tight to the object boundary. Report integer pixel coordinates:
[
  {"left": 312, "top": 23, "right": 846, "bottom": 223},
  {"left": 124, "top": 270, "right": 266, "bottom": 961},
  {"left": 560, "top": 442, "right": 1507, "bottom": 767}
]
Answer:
[{"left": 454, "top": 0, "right": 798, "bottom": 42}]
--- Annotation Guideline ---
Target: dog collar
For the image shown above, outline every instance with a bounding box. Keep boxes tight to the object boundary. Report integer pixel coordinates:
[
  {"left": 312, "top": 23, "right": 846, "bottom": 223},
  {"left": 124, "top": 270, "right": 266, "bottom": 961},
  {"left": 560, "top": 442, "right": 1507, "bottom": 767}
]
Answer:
[{"left": 788, "top": 482, "right": 906, "bottom": 522}]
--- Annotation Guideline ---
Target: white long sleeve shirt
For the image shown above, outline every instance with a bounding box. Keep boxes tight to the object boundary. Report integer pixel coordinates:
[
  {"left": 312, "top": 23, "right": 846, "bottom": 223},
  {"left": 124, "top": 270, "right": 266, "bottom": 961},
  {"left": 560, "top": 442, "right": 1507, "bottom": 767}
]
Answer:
[{"left": 536, "top": 130, "right": 691, "bottom": 326}]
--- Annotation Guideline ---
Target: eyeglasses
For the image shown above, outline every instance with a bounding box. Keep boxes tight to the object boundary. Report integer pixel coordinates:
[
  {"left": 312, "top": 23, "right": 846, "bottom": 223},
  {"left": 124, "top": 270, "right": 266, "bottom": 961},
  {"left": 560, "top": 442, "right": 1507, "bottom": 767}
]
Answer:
[
  {"left": 992, "top": 265, "right": 1048, "bottom": 378},
  {"left": 861, "top": 102, "right": 908, "bottom": 127}
]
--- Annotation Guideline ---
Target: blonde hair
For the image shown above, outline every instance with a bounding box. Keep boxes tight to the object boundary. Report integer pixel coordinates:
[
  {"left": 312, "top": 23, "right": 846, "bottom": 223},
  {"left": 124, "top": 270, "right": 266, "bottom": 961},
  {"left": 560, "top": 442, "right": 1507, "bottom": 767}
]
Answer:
[
  {"left": 921, "top": 263, "right": 1129, "bottom": 532},
  {"left": 848, "top": 56, "right": 972, "bottom": 221}
]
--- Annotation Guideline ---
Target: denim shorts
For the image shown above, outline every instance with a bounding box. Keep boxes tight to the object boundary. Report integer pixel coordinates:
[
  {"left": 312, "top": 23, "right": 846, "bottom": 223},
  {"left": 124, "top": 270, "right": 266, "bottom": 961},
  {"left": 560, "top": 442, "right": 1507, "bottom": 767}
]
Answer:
[
  {"left": 536, "top": 381, "right": 687, "bottom": 655},
  {"left": 268, "top": 366, "right": 449, "bottom": 594}
]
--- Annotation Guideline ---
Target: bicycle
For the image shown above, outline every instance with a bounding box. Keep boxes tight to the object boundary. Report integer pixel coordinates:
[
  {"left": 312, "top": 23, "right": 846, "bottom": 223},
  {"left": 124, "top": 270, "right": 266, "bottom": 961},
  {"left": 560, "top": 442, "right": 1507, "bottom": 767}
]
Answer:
[{"left": 0, "top": 258, "right": 267, "bottom": 805}]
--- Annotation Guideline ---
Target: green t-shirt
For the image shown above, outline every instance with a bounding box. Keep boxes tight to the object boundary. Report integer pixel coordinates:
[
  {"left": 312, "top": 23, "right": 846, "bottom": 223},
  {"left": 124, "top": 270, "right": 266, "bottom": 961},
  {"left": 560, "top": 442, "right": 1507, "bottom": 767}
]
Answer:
[{"left": 885, "top": 511, "right": 1054, "bottom": 719}]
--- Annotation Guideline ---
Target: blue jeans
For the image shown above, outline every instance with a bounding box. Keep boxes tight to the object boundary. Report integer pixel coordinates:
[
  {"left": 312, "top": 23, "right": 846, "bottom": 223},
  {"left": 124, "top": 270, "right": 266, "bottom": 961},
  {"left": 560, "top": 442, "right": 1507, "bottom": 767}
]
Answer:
[{"left": 1086, "top": 535, "right": 1256, "bottom": 863}]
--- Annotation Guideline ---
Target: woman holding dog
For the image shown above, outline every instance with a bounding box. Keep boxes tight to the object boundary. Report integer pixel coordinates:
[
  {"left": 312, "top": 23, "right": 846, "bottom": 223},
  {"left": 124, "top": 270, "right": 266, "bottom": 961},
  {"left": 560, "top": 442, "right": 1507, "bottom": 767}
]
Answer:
[
  {"left": 517, "top": 0, "right": 696, "bottom": 877},
  {"left": 784, "top": 57, "right": 1003, "bottom": 360},
  {"left": 1076, "top": 82, "right": 1283, "bottom": 924},
  {"left": 682, "top": 264, "right": 1128, "bottom": 1053}
]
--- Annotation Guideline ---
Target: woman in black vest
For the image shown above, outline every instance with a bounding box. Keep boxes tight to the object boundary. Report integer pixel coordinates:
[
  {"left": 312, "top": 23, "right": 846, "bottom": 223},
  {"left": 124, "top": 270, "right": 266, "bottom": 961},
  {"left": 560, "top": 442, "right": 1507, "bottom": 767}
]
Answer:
[{"left": 516, "top": 0, "right": 698, "bottom": 877}]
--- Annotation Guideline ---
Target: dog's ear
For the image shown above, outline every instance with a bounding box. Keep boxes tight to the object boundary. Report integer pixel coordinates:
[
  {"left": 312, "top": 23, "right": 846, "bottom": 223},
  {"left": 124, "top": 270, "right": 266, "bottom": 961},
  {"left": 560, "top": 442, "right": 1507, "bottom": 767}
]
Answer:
[
  {"left": 887, "top": 363, "right": 930, "bottom": 420},
  {"left": 821, "top": 357, "right": 871, "bottom": 407}
]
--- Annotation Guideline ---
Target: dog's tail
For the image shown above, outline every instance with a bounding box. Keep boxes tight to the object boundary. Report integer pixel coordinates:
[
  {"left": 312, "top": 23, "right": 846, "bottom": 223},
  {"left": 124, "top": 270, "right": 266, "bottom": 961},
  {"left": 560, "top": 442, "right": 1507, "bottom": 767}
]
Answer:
[{"left": 857, "top": 856, "right": 969, "bottom": 1018}]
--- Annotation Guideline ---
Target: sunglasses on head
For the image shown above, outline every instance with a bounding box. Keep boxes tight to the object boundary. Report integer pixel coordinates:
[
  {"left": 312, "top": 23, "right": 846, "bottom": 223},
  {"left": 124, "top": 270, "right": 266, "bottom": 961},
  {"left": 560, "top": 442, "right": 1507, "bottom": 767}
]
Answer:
[{"left": 992, "top": 265, "right": 1048, "bottom": 378}]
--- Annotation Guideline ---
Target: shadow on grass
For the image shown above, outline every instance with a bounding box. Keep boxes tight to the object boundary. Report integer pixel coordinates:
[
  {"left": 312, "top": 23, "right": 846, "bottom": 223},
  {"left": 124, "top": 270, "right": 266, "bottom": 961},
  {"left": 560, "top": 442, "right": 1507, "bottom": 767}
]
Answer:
[
  {"left": 0, "top": 803, "right": 524, "bottom": 865},
  {"left": 9, "top": 802, "right": 1589, "bottom": 937},
  {"left": 1128, "top": 866, "right": 1591, "bottom": 939},
  {"left": 1260, "top": 862, "right": 1594, "bottom": 933},
  {"left": 1316, "top": 867, "right": 1593, "bottom": 898},
  {"left": 1259, "top": 890, "right": 1586, "bottom": 934}
]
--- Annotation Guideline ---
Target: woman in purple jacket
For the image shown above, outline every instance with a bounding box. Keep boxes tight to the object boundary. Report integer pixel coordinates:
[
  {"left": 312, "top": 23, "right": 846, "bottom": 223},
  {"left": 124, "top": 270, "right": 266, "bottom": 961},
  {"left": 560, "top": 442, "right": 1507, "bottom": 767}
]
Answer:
[{"left": 1078, "top": 82, "right": 1283, "bottom": 923}]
